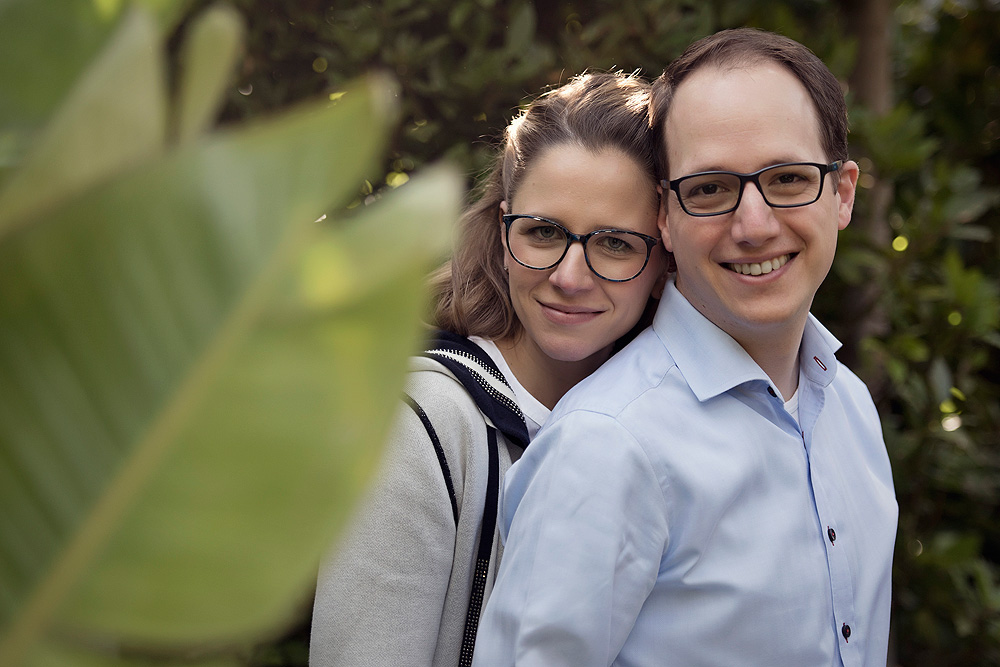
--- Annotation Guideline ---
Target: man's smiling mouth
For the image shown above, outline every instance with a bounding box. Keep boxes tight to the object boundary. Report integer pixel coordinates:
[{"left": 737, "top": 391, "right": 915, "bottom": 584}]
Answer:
[{"left": 726, "top": 253, "right": 791, "bottom": 276}]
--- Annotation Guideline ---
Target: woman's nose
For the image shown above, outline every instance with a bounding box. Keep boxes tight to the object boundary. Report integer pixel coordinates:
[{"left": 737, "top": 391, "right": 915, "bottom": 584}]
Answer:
[{"left": 549, "top": 242, "right": 596, "bottom": 292}]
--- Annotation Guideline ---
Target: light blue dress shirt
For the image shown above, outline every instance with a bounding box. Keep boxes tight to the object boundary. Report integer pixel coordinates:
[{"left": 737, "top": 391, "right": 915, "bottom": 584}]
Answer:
[{"left": 473, "top": 281, "right": 898, "bottom": 667}]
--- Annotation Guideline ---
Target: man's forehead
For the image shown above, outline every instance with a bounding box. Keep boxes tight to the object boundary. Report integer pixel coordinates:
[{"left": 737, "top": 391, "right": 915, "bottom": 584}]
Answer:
[
  {"left": 666, "top": 62, "right": 806, "bottom": 118},
  {"left": 663, "top": 63, "right": 821, "bottom": 170}
]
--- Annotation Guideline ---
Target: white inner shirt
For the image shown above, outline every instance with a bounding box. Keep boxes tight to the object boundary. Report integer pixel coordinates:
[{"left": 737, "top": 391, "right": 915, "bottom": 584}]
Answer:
[
  {"left": 782, "top": 367, "right": 806, "bottom": 426},
  {"left": 470, "top": 337, "right": 550, "bottom": 440}
]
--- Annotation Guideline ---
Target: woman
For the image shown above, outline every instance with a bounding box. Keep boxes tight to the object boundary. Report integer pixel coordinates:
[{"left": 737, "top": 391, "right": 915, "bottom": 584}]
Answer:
[{"left": 309, "top": 71, "right": 668, "bottom": 667}]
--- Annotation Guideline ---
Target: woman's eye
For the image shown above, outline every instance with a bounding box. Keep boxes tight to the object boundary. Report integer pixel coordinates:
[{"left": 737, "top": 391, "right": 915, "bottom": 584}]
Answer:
[
  {"left": 531, "top": 225, "right": 559, "bottom": 240},
  {"left": 595, "top": 233, "right": 639, "bottom": 255}
]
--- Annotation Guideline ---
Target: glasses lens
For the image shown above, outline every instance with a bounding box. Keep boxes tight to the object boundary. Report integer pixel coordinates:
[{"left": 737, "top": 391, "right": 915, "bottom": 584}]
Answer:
[
  {"left": 677, "top": 173, "right": 742, "bottom": 215},
  {"left": 586, "top": 231, "right": 650, "bottom": 281},
  {"left": 759, "top": 163, "right": 823, "bottom": 206},
  {"left": 507, "top": 217, "right": 568, "bottom": 269}
]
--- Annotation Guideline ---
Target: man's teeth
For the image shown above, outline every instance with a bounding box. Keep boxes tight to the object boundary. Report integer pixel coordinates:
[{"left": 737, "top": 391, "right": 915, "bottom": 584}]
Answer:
[{"left": 729, "top": 254, "right": 790, "bottom": 276}]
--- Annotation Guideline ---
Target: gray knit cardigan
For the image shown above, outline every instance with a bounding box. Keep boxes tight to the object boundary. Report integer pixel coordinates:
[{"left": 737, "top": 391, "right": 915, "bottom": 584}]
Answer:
[{"left": 310, "top": 349, "right": 528, "bottom": 667}]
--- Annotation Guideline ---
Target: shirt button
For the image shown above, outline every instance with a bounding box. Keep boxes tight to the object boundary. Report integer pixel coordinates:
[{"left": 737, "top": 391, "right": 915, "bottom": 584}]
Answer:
[
  {"left": 828, "top": 527, "right": 837, "bottom": 544},
  {"left": 767, "top": 386, "right": 777, "bottom": 397},
  {"left": 842, "top": 623, "right": 852, "bottom": 642}
]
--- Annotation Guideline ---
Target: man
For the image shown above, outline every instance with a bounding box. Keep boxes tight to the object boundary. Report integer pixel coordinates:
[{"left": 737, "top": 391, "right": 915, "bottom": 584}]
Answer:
[{"left": 472, "top": 28, "right": 898, "bottom": 667}]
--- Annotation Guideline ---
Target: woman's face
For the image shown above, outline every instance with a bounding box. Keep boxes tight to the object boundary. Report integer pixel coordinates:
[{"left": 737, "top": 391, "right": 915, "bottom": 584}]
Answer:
[{"left": 501, "top": 143, "right": 666, "bottom": 368}]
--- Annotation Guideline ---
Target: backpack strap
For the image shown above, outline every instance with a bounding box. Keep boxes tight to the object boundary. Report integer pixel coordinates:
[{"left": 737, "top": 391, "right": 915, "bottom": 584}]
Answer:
[
  {"left": 411, "top": 331, "right": 529, "bottom": 666},
  {"left": 402, "top": 393, "right": 458, "bottom": 525},
  {"left": 458, "top": 424, "right": 499, "bottom": 667},
  {"left": 422, "top": 330, "right": 530, "bottom": 450}
]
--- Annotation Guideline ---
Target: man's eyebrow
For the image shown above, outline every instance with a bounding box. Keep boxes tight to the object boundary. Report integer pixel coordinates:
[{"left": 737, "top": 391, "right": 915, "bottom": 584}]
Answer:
[{"left": 677, "top": 159, "right": 817, "bottom": 176}]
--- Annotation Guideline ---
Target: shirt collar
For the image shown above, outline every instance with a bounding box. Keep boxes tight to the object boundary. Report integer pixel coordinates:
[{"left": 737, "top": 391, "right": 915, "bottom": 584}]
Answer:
[
  {"left": 799, "top": 310, "right": 842, "bottom": 389},
  {"left": 652, "top": 280, "right": 842, "bottom": 401}
]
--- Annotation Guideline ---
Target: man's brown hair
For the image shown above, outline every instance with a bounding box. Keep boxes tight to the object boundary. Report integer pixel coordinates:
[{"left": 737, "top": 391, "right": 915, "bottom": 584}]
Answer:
[{"left": 650, "top": 28, "right": 849, "bottom": 182}]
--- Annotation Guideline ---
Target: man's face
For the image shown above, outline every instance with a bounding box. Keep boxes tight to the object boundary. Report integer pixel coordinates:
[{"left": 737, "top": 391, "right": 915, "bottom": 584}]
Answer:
[{"left": 659, "top": 62, "right": 859, "bottom": 352}]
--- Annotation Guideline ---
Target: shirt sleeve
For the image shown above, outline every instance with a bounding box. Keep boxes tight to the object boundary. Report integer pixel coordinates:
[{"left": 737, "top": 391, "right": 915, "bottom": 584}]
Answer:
[
  {"left": 473, "top": 410, "right": 669, "bottom": 667},
  {"left": 309, "top": 399, "right": 456, "bottom": 667}
]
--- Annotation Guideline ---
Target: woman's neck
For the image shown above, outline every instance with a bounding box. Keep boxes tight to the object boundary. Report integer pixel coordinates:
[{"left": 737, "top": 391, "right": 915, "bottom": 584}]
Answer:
[{"left": 494, "top": 335, "right": 611, "bottom": 410}]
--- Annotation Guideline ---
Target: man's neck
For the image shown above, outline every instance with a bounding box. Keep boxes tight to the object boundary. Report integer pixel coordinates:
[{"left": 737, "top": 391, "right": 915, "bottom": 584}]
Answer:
[{"left": 736, "top": 328, "right": 803, "bottom": 400}]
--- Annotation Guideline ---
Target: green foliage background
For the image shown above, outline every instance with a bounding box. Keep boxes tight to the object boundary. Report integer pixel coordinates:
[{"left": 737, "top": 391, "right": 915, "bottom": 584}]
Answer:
[{"left": 184, "top": 1, "right": 999, "bottom": 666}]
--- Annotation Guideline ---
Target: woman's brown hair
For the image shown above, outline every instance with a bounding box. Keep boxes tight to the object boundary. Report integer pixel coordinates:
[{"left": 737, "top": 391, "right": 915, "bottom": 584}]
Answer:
[{"left": 431, "top": 71, "right": 658, "bottom": 341}]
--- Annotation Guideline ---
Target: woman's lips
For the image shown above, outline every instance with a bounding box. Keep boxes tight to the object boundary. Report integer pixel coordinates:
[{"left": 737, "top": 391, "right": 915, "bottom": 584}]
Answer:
[{"left": 539, "top": 302, "right": 602, "bottom": 324}]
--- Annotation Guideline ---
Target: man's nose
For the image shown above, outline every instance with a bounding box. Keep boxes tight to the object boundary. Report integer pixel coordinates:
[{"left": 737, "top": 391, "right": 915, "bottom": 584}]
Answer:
[{"left": 730, "top": 181, "right": 781, "bottom": 246}]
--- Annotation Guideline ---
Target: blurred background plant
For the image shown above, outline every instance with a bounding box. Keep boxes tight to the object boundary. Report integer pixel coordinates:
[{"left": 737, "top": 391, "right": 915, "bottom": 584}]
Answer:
[
  {"left": 2, "top": 0, "right": 997, "bottom": 665},
  {"left": 0, "top": 0, "right": 459, "bottom": 665}
]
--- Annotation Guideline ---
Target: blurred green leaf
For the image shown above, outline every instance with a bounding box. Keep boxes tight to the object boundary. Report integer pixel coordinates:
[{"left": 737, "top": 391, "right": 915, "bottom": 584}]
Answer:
[
  {"left": 505, "top": 3, "right": 537, "bottom": 55},
  {"left": 0, "top": 0, "right": 118, "bottom": 130},
  {"left": 941, "top": 166, "right": 1000, "bottom": 226},
  {"left": 26, "top": 641, "right": 240, "bottom": 667},
  {"left": 0, "top": 7, "right": 168, "bottom": 239},
  {"left": 928, "top": 357, "right": 953, "bottom": 404},
  {"left": 928, "top": 532, "right": 982, "bottom": 565},
  {"left": 852, "top": 104, "right": 939, "bottom": 173},
  {"left": 0, "top": 0, "right": 188, "bottom": 134},
  {"left": 132, "top": 0, "right": 197, "bottom": 28},
  {"left": 897, "top": 334, "right": 931, "bottom": 363},
  {"left": 52, "top": 166, "right": 459, "bottom": 647},
  {"left": 0, "top": 35, "right": 462, "bottom": 656},
  {"left": 173, "top": 4, "right": 245, "bottom": 143}
]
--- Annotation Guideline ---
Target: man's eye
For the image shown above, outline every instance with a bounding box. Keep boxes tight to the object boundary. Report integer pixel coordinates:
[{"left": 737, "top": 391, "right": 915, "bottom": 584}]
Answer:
[{"left": 690, "top": 182, "right": 724, "bottom": 198}]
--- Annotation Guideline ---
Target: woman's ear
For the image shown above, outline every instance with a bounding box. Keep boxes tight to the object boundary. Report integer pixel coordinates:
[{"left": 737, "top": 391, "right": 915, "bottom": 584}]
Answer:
[{"left": 499, "top": 200, "right": 509, "bottom": 271}]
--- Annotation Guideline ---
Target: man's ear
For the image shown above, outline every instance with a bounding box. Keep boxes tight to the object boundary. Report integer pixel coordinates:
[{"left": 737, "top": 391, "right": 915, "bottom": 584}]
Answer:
[
  {"left": 656, "top": 184, "right": 673, "bottom": 252},
  {"left": 835, "top": 160, "right": 860, "bottom": 231}
]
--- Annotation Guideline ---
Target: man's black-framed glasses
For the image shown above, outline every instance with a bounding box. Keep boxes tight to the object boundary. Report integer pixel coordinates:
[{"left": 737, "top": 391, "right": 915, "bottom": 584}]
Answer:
[
  {"left": 663, "top": 161, "right": 842, "bottom": 217},
  {"left": 502, "top": 214, "right": 660, "bottom": 282}
]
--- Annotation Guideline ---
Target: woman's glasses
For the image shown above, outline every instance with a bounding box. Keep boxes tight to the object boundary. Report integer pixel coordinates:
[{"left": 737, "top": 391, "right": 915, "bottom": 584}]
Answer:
[{"left": 502, "top": 215, "right": 660, "bottom": 282}]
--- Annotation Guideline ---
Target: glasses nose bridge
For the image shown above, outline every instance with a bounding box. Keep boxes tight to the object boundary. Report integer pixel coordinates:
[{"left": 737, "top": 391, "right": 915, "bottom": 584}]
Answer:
[
  {"left": 738, "top": 172, "right": 770, "bottom": 207},
  {"left": 561, "top": 229, "right": 603, "bottom": 276},
  {"left": 564, "top": 229, "right": 593, "bottom": 257},
  {"left": 549, "top": 231, "right": 596, "bottom": 284},
  {"left": 724, "top": 171, "right": 768, "bottom": 214}
]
